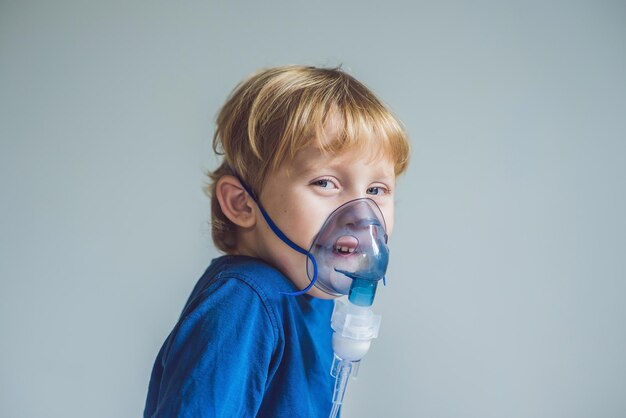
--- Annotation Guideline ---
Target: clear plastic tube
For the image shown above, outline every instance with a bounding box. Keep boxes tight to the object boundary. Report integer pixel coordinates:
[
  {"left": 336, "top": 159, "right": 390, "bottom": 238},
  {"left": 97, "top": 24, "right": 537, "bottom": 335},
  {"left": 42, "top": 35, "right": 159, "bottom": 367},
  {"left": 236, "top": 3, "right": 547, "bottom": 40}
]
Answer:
[{"left": 329, "top": 356, "right": 359, "bottom": 418}]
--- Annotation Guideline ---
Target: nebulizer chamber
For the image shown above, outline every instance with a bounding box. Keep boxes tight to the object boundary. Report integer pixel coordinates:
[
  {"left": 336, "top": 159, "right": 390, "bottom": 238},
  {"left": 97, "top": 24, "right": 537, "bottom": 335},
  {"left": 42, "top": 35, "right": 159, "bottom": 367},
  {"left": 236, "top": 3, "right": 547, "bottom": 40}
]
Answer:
[{"left": 307, "top": 199, "right": 389, "bottom": 418}]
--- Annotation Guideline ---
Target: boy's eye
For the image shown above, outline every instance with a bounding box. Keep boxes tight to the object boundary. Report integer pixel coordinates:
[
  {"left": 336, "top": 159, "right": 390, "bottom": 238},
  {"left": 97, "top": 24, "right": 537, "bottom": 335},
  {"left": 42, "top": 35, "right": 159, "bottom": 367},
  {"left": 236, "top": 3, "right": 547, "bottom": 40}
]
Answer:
[
  {"left": 312, "top": 179, "right": 335, "bottom": 189},
  {"left": 366, "top": 186, "right": 386, "bottom": 196}
]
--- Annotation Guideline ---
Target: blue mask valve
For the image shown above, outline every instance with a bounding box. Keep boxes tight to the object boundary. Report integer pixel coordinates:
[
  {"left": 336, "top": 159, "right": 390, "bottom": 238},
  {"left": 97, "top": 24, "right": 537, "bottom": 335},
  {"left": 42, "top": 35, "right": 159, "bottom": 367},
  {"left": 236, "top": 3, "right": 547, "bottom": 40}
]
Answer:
[
  {"left": 348, "top": 278, "right": 378, "bottom": 307},
  {"left": 334, "top": 269, "right": 381, "bottom": 307}
]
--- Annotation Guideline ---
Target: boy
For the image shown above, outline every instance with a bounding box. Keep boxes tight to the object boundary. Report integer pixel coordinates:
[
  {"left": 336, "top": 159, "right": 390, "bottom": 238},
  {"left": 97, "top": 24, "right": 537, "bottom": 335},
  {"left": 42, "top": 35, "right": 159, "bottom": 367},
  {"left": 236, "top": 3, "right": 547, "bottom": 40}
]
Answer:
[{"left": 144, "top": 65, "right": 410, "bottom": 417}]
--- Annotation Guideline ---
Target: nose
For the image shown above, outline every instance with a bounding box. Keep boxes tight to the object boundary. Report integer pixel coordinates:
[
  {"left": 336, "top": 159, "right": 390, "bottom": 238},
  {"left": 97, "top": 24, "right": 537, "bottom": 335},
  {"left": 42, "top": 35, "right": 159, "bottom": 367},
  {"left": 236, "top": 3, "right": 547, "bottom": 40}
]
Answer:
[{"left": 335, "top": 199, "right": 385, "bottom": 231}]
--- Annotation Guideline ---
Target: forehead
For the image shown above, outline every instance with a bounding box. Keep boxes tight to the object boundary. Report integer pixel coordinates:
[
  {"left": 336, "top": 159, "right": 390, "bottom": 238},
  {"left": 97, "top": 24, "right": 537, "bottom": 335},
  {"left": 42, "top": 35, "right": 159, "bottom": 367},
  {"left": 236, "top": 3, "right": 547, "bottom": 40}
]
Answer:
[{"left": 315, "top": 111, "right": 399, "bottom": 172}]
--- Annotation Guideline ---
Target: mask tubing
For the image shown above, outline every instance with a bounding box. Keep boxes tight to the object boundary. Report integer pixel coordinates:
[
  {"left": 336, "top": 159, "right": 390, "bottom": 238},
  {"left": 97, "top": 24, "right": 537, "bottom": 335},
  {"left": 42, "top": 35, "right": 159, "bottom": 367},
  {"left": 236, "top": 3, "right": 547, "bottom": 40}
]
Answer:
[
  {"left": 233, "top": 173, "right": 319, "bottom": 296},
  {"left": 329, "top": 357, "right": 357, "bottom": 418},
  {"left": 279, "top": 253, "right": 318, "bottom": 296},
  {"left": 257, "top": 198, "right": 319, "bottom": 295}
]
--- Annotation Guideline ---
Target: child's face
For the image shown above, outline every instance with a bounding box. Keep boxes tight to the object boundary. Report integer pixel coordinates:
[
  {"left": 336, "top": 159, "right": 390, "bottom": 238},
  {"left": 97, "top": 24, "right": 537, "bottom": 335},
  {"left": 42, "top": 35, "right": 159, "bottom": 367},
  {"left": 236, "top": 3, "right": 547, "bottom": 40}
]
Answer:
[{"left": 251, "top": 140, "right": 396, "bottom": 299}]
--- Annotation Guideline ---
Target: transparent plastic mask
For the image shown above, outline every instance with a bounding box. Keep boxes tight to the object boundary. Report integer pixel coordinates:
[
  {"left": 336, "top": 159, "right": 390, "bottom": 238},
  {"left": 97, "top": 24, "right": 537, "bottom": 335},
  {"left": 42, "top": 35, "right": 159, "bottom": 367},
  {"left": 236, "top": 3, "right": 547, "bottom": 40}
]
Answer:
[{"left": 307, "top": 198, "right": 389, "bottom": 305}]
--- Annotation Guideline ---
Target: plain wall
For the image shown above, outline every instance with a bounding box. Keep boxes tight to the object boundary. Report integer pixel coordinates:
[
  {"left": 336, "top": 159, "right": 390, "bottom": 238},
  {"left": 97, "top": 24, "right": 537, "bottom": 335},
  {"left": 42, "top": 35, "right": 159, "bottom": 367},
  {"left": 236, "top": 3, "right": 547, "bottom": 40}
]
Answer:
[{"left": 1, "top": 1, "right": 625, "bottom": 417}]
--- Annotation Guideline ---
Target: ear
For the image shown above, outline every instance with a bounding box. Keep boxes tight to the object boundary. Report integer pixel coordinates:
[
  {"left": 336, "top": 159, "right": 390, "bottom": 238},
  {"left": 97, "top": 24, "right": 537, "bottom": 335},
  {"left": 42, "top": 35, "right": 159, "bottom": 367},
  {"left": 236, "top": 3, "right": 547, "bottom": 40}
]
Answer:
[{"left": 215, "top": 175, "right": 256, "bottom": 228}]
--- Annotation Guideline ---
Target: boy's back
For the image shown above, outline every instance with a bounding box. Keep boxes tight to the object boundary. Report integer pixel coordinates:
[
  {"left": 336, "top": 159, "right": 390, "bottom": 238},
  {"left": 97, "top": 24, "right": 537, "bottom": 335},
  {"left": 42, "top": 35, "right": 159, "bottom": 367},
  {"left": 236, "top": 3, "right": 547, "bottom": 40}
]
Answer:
[{"left": 145, "top": 255, "right": 334, "bottom": 417}]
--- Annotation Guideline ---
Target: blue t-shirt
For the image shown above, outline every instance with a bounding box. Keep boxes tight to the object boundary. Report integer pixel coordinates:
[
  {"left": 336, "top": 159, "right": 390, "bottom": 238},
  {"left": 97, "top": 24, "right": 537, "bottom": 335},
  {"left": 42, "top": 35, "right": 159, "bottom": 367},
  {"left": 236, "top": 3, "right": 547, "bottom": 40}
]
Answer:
[{"left": 144, "top": 255, "right": 336, "bottom": 417}]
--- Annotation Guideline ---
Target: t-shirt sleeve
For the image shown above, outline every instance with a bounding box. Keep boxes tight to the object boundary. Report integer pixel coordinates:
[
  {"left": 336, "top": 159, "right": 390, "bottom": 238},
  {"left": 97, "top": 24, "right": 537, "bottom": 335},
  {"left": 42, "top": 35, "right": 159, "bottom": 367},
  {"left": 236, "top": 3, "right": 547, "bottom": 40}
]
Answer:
[{"left": 147, "top": 277, "right": 278, "bottom": 418}]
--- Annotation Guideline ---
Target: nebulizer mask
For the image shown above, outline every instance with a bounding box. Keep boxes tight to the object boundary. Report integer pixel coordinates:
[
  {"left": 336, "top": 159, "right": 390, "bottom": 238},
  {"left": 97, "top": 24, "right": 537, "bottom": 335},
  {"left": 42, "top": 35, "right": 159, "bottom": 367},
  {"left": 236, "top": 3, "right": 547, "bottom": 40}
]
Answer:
[
  {"left": 307, "top": 199, "right": 388, "bottom": 418},
  {"left": 237, "top": 176, "right": 389, "bottom": 418},
  {"left": 307, "top": 198, "right": 389, "bottom": 303}
]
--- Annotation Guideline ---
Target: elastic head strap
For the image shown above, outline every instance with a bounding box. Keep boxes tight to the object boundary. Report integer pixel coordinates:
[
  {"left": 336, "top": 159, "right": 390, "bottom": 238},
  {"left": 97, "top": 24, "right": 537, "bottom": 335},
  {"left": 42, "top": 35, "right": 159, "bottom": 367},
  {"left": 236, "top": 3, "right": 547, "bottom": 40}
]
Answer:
[{"left": 231, "top": 171, "right": 318, "bottom": 296}]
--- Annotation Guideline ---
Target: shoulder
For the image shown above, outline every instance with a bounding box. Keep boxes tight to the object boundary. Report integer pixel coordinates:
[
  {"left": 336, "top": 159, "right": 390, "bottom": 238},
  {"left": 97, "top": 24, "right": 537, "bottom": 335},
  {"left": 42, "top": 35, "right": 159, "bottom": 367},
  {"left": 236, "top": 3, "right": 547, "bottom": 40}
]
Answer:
[
  {"left": 195, "top": 255, "right": 291, "bottom": 285},
  {"left": 161, "top": 258, "right": 286, "bottom": 366},
  {"left": 148, "top": 258, "right": 293, "bottom": 417},
  {"left": 179, "top": 256, "right": 293, "bottom": 340},
  {"left": 193, "top": 255, "right": 297, "bottom": 304}
]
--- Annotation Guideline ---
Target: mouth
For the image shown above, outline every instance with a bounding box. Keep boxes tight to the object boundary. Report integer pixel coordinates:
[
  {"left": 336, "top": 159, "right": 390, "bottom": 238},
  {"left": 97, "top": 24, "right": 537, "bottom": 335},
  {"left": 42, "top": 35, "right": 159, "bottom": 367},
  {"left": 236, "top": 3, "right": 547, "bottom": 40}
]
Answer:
[{"left": 334, "top": 235, "right": 359, "bottom": 256}]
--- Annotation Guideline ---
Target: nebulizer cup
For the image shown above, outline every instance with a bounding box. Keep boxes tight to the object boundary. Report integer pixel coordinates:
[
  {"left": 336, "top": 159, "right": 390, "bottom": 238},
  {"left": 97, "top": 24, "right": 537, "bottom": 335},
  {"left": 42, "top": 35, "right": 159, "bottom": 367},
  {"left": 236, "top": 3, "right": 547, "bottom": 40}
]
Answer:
[{"left": 307, "top": 198, "right": 389, "bottom": 418}]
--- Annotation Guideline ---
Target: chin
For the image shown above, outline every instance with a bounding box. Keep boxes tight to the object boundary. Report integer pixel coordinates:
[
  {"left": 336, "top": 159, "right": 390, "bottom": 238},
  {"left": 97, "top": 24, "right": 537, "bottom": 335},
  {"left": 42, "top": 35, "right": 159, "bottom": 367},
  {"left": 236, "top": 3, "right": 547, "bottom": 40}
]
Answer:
[
  {"left": 313, "top": 250, "right": 366, "bottom": 295},
  {"left": 307, "top": 287, "right": 339, "bottom": 299}
]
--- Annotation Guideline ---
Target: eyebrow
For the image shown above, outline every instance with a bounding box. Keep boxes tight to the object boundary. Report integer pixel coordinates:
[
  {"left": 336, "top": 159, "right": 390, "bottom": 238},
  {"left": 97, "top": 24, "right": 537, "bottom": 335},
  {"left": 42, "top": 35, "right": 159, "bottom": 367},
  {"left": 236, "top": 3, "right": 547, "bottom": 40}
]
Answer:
[
  {"left": 292, "top": 160, "right": 396, "bottom": 186},
  {"left": 287, "top": 146, "right": 395, "bottom": 182}
]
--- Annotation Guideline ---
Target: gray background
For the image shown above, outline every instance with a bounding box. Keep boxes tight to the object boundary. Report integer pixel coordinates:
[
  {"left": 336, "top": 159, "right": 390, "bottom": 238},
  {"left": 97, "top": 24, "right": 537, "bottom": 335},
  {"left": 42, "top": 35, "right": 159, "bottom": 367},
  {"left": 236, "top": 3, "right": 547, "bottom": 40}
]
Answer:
[{"left": 1, "top": 1, "right": 625, "bottom": 417}]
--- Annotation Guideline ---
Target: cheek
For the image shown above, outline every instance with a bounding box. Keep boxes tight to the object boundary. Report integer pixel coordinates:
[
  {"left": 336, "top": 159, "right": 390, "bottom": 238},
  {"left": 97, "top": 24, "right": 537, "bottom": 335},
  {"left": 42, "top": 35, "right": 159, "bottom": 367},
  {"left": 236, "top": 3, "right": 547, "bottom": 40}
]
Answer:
[
  {"left": 279, "top": 206, "right": 326, "bottom": 249},
  {"left": 383, "top": 209, "right": 395, "bottom": 236},
  {"left": 301, "top": 213, "right": 329, "bottom": 248}
]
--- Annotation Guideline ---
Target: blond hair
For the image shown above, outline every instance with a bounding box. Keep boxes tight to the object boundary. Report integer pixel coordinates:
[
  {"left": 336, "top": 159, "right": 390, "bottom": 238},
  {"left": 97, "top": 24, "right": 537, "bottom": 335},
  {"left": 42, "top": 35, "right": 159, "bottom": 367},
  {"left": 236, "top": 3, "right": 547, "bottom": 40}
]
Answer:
[{"left": 206, "top": 65, "right": 410, "bottom": 252}]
